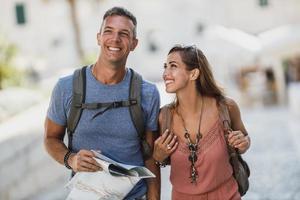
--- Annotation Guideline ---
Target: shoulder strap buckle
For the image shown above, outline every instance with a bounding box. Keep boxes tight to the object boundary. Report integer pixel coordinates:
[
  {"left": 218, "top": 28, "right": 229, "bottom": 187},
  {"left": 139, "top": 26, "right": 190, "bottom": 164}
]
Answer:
[
  {"left": 74, "top": 103, "right": 82, "bottom": 108},
  {"left": 112, "top": 101, "right": 123, "bottom": 108},
  {"left": 129, "top": 99, "right": 137, "bottom": 105}
]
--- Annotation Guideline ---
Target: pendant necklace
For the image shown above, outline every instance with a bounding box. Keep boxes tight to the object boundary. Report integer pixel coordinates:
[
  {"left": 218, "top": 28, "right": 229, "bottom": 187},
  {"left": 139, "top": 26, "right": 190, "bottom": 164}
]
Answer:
[{"left": 176, "top": 98, "right": 204, "bottom": 184}]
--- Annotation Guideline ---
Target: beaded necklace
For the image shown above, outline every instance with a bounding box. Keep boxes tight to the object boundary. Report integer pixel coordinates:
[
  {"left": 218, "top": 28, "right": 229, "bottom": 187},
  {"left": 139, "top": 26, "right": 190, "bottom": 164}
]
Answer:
[{"left": 176, "top": 99, "right": 204, "bottom": 184}]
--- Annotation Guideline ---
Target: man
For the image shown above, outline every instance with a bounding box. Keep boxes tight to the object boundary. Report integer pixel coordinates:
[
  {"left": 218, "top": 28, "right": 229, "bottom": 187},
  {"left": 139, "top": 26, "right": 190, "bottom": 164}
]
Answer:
[{"left": 44, "top": 7, "right": 160, "bottom": 200}]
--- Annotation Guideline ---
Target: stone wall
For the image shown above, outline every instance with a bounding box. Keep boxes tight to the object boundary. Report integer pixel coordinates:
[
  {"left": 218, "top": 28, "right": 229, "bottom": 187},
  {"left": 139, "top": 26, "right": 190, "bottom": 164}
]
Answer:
[{"left": 0, "top": 102, "right": 69, "bottom": 200}]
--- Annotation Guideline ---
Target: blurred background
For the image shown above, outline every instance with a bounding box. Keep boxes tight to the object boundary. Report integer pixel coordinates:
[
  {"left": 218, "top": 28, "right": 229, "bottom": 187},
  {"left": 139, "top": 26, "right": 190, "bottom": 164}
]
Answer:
[{"left": 1, "top": 0, "right": 300, "bottom": 199}]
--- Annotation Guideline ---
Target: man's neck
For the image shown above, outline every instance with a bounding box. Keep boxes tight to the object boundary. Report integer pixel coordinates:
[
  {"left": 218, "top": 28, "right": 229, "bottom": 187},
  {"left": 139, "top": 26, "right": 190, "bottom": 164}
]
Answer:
[{"left": 93, "top": 59, "right": 127, "bottom": 85}]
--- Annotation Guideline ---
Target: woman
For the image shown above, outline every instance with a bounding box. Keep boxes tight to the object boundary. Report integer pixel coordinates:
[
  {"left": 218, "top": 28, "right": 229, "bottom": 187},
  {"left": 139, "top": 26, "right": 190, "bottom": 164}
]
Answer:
[{"left": 153, "top": 45, "right": 250, "bottom": 200}]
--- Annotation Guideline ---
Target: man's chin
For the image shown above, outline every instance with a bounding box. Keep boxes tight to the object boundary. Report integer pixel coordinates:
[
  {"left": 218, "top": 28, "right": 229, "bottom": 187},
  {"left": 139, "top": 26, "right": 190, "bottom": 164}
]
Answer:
[
  {"left": 108, "top": 59, "right": 127, "bottom": 67},
  {"left": 107, "top": 55, "right": 128, "bottom": 63}
]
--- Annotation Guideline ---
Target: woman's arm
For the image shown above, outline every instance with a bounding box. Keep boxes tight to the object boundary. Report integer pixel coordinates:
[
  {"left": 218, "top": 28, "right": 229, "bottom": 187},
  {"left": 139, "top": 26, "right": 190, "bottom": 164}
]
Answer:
[{"left": 227, "top": 98, "right": 251, "bottom": 154}]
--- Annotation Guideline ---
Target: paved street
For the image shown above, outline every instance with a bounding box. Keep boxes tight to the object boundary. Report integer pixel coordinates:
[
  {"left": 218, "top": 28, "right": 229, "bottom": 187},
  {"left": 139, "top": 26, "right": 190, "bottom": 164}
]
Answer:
[{"left": 242, "top": 106, "right": 300, "bottom": 200}]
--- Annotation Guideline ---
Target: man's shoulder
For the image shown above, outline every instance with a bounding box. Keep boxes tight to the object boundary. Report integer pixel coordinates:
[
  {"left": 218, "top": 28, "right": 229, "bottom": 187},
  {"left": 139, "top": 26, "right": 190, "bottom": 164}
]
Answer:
[
  {"left": 141, "top": 79, "right": 158, "bottom": 94},
  {"left": 129, "top": 69, "right": 158, "bottom": 95},
  {"left": 57, "top": 66, "right": 89, "bottom": 85},
  {"left": 56, "top": 74, "right": 73, "bottom": 89},
  {"left": 58, "top": 65, "right": 92, "bottom": 86},
  {"left": 141, "top": 78, "right": 156, "bottom": 88}
]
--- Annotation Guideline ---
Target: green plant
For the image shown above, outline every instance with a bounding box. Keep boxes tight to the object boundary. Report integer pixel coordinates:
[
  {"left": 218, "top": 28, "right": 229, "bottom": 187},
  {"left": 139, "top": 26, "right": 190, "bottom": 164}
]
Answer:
[
  {"left": 0, "top": 36, "right": 20, "bottom": 89},
  {"left": 81, "top": 52, "right": 97, "bottom": 66}
]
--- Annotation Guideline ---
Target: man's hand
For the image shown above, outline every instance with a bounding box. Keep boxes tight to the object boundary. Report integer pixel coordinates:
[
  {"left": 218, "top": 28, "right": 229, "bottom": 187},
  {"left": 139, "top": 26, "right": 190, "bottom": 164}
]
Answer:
[{"left": 68, "top": 150, "right": 102, "bottom": 172}]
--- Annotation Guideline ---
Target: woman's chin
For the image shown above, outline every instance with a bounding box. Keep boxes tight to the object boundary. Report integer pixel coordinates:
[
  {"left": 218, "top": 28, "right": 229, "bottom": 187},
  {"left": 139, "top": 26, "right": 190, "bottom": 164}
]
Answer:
[{"left": 165, "top": 87, "right": 176, "bottom": 94}]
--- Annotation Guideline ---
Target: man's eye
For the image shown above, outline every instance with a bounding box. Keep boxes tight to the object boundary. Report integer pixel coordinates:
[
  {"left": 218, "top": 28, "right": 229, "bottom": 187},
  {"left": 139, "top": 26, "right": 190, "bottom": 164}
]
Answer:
[{"left": 120, "top": 32, "right": 129, "bottom": 36}]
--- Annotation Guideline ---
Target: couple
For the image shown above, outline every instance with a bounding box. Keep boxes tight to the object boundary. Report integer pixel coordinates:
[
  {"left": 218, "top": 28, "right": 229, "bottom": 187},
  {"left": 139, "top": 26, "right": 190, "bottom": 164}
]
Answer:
[{"left": 44, "top": 7, "right": 250, "bottom": 200}]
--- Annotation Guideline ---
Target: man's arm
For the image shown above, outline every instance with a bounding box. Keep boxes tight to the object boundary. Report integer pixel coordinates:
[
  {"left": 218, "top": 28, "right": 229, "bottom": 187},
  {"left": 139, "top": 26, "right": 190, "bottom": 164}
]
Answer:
[
  {"left": 44, "top": 117, "right": 101, "bottom": 172},
  {"left": 44, "top": 117, "right": 69, "bottom": 165},
  {"left": 144, "top": 130, "right": 161, "bottom": 200}
]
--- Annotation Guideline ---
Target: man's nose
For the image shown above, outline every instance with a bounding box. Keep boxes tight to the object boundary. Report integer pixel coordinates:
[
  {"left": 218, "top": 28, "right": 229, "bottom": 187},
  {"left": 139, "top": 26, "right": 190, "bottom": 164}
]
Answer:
[{"left": 111, "top": 33, "right": 121, "bottom": 42}]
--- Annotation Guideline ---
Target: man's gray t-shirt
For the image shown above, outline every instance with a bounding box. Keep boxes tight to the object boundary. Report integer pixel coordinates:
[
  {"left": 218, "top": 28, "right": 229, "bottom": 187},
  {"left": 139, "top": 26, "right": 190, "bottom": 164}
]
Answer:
[{"left": 47, "top": 66, "right": 160, "bottom": 199}]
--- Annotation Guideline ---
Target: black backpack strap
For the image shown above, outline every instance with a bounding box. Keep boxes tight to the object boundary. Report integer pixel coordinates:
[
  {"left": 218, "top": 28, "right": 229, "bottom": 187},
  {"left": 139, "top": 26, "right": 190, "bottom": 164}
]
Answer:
[
  {"left": 66, "top": 66, "right": 87, "bottom": 149},
  {"left": 129, "top": 68, "right": 145, "bottom": 140},
  {"left": 90, "top": 100, "right": 137, "bottom": 120},
  {"left": 128, "top": 69, "right": 152, "bottom": 159},
  {"left": 81, "top": 100, "right": 136, "bottom": 110}
]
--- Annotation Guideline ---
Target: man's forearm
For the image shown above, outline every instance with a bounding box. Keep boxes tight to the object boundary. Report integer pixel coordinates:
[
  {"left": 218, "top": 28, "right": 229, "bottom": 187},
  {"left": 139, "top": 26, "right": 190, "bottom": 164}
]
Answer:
[
  {"left": 145, "top": 158, "right": 161, "bottom": 200},
  {"left": 44, "top": 137, "right": 69, "bottom": 165},
  {"left": 44, "top": 118, "right": 69, "bottom": 165}
]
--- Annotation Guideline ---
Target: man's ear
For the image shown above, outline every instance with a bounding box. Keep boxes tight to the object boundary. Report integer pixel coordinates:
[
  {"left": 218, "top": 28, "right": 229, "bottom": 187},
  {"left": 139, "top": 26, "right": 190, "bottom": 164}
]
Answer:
[
  {"left": 190, "top": 68, "right": 200, "bottom": 81},
  {"left": 130, "top": 38, "right": 138, "bottom": 51},
  {"left": 96, "top": 32, "right": 101, "bottom": 46}
]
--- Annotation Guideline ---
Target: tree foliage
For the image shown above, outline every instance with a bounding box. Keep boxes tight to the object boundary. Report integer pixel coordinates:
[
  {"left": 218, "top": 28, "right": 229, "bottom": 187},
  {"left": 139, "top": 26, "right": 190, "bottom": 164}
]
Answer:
[{"left": 0, "top": 36, "right": 20, "bottom": 89}]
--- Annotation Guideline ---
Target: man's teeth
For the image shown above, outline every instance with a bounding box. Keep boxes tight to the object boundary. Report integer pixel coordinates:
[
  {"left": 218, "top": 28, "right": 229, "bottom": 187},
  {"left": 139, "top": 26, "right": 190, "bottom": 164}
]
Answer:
[{"left": 108, "top": 47, "right": 121, "bottom": 51}]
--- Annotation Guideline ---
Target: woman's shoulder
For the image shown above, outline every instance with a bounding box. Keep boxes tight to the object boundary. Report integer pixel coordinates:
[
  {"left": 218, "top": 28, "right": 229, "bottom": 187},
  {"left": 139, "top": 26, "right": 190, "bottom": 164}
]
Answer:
[
  {"left": 158, "top": 103, "right": 175, "bottom": 126},
  {"left": 159, "top": 103, "right": 173, "bottom": 117},
  {"left": 221, "top": 97, "right": 241, "bottom": 120},
  {"left": 223, "top": 97, "right": 239, "bottom": 111}
]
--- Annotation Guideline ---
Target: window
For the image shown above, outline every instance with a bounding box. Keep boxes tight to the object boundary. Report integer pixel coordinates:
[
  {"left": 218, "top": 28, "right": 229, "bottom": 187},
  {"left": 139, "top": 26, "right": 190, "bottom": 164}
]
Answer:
[
  {"left": 259, "top": 0, "right": 268, "bottom": 7},
  {"left": 196, "top": 23, "right": 205, "bottom": 35},
  {"left": 15, "top": 3, "right": 26, "bottom": 25}
]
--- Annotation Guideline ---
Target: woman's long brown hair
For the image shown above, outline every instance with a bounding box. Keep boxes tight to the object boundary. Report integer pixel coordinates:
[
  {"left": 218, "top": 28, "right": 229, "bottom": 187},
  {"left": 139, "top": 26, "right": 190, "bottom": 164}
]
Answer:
[{"left": 168, "top": 45, "right": 225, "bottom": 103}]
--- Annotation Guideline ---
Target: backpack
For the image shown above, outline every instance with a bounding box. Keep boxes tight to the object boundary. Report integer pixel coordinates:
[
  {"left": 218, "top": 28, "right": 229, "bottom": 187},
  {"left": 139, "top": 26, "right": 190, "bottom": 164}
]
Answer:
[
  {"left": 219, "top": 99, "right": 250, "bottom": 196},
  {"left": 66, "top": 66, "right": 151, "bottom": 160}
]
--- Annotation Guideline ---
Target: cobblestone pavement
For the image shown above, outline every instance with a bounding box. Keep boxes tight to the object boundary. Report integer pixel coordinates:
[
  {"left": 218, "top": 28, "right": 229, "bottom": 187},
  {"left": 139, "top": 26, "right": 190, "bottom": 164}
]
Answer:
[{"left": 160, "top": 106, "right": 300, "bottom": 200}]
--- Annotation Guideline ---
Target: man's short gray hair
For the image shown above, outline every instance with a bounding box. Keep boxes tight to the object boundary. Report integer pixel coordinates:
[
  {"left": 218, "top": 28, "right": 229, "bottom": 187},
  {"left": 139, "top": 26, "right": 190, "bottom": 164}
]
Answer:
[{"left": 102, "top": 7, "right": 137, "bottom": 38}]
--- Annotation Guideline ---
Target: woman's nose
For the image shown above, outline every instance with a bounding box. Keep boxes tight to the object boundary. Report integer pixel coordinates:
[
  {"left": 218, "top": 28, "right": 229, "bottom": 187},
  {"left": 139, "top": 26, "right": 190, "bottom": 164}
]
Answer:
[{"left": 163, "top": 69, "right": 169, "bottom": 79}]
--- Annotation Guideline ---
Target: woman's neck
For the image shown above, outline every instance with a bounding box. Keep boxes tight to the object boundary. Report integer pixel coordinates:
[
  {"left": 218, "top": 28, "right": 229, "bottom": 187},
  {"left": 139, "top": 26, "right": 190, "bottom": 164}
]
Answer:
[{"left": 176, "top": 87, "right": 204, "bottom": 115}]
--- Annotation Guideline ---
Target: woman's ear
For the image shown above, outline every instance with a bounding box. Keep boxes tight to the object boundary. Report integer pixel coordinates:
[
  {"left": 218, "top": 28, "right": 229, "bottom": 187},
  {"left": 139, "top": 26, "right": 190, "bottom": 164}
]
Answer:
[{"left": 190, "top": 68, "right": 200, "bottom": 81}]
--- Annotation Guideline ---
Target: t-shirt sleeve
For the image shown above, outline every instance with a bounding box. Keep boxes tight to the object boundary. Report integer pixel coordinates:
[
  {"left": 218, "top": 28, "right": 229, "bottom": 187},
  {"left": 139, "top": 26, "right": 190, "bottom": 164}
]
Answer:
[
  {"left": 47, "top": 80, "right": 67, "bottom": 126},
  {"left": 145, "top": 85, "right": 160, "bottom": 132}
]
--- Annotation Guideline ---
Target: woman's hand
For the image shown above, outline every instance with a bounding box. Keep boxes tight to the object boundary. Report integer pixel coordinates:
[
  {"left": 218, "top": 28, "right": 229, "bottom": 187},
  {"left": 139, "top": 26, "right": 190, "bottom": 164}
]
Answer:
[
  {"left": 228, "top": 130, "right": 250, "bottom": 154},
  {"left": 153, "top": 129, "right": 178, "bottom": 162}
]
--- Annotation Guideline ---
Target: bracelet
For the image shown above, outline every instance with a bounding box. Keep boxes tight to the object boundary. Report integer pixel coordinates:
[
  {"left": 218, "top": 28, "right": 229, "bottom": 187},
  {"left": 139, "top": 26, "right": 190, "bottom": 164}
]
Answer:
[
  {"left": 155, "top": 160, "right": 167, "bottom": 168},
  {"left": 64, "top": 150, "right": 73, "bottom": 170}
]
